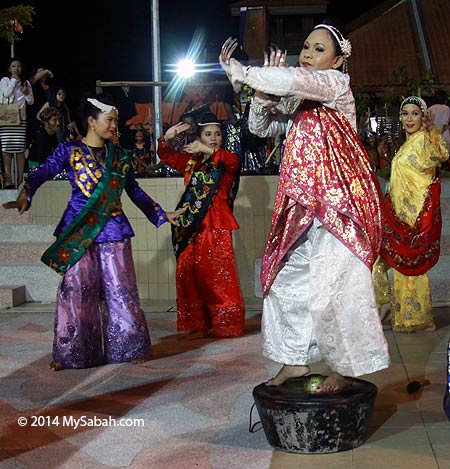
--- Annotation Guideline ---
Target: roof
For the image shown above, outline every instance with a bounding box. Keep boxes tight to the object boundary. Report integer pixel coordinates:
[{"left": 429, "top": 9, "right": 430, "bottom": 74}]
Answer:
[
  {"left": 347, "top": 0, "right": 450, "bottom": 88},
  {"left": 228, "top": 0, "right": 328, "bottom": 16}
]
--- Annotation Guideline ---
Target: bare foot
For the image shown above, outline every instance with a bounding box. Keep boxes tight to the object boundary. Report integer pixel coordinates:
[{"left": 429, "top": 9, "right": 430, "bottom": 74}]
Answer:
[
  {"left": 178, "top": 330, "right": 211, "bottom": 341},
  {"left": 48, "top": 361, "right": 64, "bottom": 371},
  {"left": 422, "top": 324, "right": 437, "bottom": 332},
  {"left": 317, "top": 372, "right": 353, "bottom": 392},
  {"left": 266, "top": 365, "right": 310, "bottom": 386}
]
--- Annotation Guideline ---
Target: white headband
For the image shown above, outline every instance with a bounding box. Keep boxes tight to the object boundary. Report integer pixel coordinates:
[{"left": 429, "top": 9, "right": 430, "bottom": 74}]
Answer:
[
  {"left": 87, "top": 98, "right": 117, "bottom": 114},
  {"left": 198, "top": 121, "right": 221, "bottom": 127},
  {"left": 314, "top": 24, "right": 352, "bottom": 58}
]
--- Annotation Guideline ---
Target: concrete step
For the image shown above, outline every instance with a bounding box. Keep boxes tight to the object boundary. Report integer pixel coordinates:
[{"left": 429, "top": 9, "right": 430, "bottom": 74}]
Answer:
[
  {"left": 440, "top": 180, "right": 450, "bottom": 198},
  {"left": 441, "top": 198, "right": 450, "bottom": 218},
  {"left": 429, "top": 255, "right": 450, "bottom": 304},
  {"left": 0, "top": 285, "right": 26, "bottom": 308},
  {"left": 0, "top": 224, "right": 55, "bottom": 243},
  {"left": 0, "top": 189, "right": 18, "bottom": 202},
  {"left": 0, "top": 263, "right": 60, "bottom": 302},
  {"left": 430, "top": 277, "right": 450, "bottom": 304},
  {"left": 439, "top": 232, "right": 450, "bottom": 255},
  {"left": 0, "top": 205, "right": 32, "bottom": 224},
  {"left": 0, "top": 242, "right": 50, "bottom": 262}
]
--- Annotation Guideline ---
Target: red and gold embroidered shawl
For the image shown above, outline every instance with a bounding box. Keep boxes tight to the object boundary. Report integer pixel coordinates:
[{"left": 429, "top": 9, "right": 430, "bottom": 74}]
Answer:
[{"left": 261, "top": 101, "right": 382, "bottom": 296}]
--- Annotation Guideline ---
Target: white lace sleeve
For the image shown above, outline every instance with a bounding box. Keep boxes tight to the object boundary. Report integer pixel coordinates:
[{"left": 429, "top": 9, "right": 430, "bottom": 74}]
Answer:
[
  {"left": 229, "top": 59, "right": 356, "bottom": 129},
  {"left": 248, "top": 96, "right": 291, "bottom": 138}
]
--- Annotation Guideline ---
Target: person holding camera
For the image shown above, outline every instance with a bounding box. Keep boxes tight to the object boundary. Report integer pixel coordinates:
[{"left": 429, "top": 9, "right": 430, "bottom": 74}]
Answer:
[{"left": 0, "top": 58, "right": 34, "bottom": 188}]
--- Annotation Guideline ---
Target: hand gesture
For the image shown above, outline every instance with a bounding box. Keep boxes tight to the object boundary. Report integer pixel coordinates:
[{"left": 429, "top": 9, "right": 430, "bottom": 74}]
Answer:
[
  {"left": 183, "top": 140, "right": 210, "bottom": 155},
  {"left": 264, "top": 46, "right": 287, "bottom": 67},
  {"left": 2, "top": 190, "right": 28, "bottom": 215},
  {"left": 220, "top": 37, "right": 239, "bottom": 73},
  {"left": 166, "top": 206, "right": 187, "bottom": 226},
  {"left": 164, "top": 122, "right": 191, "bottom": 141},
  {"left": 21, "top": 82, "right": 30, "bottom": 95}
]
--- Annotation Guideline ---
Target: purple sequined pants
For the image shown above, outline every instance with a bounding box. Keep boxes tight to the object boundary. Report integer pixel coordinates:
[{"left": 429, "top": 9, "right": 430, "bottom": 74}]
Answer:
[{"left": 52, "top": 239, "right": 151, "bottom": 369}]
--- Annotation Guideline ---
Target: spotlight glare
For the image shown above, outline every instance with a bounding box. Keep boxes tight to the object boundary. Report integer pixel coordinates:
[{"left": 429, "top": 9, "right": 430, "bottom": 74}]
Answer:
[{"left": 176, "top": 59, "right": 196, "bottom": 78}]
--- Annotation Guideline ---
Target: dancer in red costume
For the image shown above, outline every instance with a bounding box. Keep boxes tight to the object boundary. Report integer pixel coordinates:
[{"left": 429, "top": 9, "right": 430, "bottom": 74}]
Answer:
[
  {"left": 221, "top": 20, "right": 390, "bottom": 391},
  {"left": 157, "top": 112, "right": 245, "bottom": 338}
]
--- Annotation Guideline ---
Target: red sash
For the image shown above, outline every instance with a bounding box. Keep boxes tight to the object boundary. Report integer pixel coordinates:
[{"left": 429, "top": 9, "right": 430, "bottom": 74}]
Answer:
[{"left": 381, "top": 177, "right": 442, "bottom": 276}]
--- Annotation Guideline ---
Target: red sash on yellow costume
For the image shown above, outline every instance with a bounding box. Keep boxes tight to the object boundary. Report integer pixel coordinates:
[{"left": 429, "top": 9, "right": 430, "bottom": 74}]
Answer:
[
  {"left": 261, "top": 101, "right": 382, "bottom": 296},
  {"left": 381, "top": 177, "right": 442, "bottom": 276}
]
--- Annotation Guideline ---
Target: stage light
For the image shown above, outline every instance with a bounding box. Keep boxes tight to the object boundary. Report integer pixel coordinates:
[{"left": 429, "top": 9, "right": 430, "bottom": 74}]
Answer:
[{"left": 176, "top": 59, "right": 196, "bottom": 78}]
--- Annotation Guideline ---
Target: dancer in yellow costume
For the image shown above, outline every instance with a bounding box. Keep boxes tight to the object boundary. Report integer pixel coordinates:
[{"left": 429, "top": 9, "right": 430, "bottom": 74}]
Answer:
[{"left": 375, "top": 96, "right": 448, "bottom": 332}]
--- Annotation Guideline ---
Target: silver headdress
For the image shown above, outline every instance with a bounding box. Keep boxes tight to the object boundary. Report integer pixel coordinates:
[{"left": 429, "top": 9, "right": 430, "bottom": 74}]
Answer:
[
  {"left": 87, "top": 98, "right": 118, "bottom": 114},
  {"left": 400, "top": 96, "right": 427, "bottom": 115}
]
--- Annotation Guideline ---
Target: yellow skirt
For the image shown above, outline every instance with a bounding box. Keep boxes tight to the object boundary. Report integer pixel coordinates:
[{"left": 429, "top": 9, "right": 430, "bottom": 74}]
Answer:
[
  {"left": 392, "top": 271, "right": 434, "bottom": 332},
  {"left": 372, "top": 257, "right": 434, "bottom": 332}
]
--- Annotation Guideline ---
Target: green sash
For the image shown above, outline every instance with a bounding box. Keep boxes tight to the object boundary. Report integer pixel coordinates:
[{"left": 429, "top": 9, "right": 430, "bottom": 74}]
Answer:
[
  {"left": 41, "top": 141, "right": 131, "bottom": 275},
  {"left": 171, "top": 158, "right": 224, "bottom": 258}
]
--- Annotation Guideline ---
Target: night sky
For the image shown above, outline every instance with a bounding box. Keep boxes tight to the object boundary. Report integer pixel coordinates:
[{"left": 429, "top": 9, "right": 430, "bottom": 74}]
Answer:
[{"left": 0, "top": 0, "right": 383, "bottom": 106}]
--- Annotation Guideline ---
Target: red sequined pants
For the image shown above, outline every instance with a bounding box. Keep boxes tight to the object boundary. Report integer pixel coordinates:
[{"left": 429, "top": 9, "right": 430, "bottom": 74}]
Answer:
[{"left": 176, "top": 228, "right": 245, "bottom": 337}]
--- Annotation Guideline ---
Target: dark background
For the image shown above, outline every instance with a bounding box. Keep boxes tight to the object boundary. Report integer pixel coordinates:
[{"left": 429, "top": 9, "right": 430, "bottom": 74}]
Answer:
[{"left": 0, "top": 1, "right": 383, "bottom": 111}]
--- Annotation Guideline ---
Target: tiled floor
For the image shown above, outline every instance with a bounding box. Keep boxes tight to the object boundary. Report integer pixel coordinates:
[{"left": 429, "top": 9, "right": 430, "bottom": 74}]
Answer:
[{"left": 0, "top": 300, "right": 449, "bottom": 468}]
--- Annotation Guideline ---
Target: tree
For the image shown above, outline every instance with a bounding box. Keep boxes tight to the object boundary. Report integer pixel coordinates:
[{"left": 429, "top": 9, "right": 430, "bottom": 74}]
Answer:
[{"left": 0, "top": 5, "right": 35, "bottom": 57}]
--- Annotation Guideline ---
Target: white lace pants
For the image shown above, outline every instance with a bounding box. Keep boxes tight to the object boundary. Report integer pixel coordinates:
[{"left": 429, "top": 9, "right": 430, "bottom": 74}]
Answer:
[{"left": 262, "top": 218, "right": 390, "bottom": 377}]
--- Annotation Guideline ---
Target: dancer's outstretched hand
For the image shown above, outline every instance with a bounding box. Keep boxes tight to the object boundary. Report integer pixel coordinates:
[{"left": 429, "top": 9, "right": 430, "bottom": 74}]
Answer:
[
  {"left": 220, "top": 37, "right": 239, "bottom": 72},
  {"left": 166, "top": 207, "right": 187, "bottom": 226},
  {"left": 2, "top": 190, "right": 28, "bottom": 214},
  {"left": 263, "top": 47, "right": 288, "bottom": 67}
]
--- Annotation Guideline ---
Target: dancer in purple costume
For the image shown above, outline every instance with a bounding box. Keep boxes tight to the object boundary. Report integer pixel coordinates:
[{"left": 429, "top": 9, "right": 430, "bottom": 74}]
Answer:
[{"left": 3, "top": 95, "right": 184, "bottom": 370}]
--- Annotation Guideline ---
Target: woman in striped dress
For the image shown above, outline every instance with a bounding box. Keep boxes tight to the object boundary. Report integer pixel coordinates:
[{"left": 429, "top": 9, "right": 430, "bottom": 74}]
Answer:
[{"left": 0, "top": 58, "right": 34, "bottom": 188}]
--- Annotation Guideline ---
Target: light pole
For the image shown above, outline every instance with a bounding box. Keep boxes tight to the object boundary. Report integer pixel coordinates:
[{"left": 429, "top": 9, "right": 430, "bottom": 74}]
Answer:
[
  {"left": 10, "top": 20, "right": 15, "bottom": 58},
  {"left": 151, "top": 0, "right": 162, "bottom": 148}
]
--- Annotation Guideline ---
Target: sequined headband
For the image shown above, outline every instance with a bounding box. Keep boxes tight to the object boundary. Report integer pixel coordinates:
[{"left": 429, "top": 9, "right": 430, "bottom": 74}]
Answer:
[
  {"left": 314, "top": 24, "right": 352, "bottom": 58},
  {"left": 400, "top": 96, "right": 427, "bottom": 115},
  {"left": 87, "top": 98, "right": 118, "bottom": 114}
]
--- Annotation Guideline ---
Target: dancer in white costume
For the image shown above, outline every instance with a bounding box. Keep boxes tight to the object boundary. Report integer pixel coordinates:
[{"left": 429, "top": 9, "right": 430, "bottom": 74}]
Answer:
[{"left": 221, "top": 20, "right": 390, "bottom": 391}]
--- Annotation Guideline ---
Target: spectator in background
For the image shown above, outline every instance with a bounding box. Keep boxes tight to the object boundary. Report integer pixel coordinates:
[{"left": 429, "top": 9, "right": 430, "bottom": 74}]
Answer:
[
  {"left": 0, "top": 58, "right": 34, "bottom": 188},
  {"left": 37, "top": 87, "right": 77, "bottom": 143},
  {"left": 28, "top": 106, "right": 60, "bottom": 169},
  {"left": 428, "top": 89, "right": 450, "bottom": 146},
  {"left": 28, "top": 65, "right": 54, "bottom": 140}
]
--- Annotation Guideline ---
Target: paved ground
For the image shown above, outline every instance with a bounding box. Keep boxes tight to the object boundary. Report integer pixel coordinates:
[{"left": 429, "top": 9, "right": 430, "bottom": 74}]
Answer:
[{"left": 0, "top": 299, "right": 449, "bottom": 468}]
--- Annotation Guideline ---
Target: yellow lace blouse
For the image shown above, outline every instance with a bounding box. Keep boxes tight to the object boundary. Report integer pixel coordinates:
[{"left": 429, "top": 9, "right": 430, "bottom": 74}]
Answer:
[{"left": 389, "top": 128, "right": 448, "bottom": 227}]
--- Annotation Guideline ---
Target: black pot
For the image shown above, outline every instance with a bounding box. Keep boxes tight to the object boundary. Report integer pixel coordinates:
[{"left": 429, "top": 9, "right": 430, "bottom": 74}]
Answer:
[{"left": 252, "top": 374, "right": 377, "bottom": 454}]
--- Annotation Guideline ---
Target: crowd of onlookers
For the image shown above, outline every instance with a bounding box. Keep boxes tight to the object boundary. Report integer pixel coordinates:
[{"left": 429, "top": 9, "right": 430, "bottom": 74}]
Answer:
[
  {"left": 0, "top": 54, "right": 281, "bottom": 188},
  {"left": 1, "top": 55, "right": 449, "bottom": 189},
  {"left": 0, "top": 57, "right": 79, "bottom": 188}
]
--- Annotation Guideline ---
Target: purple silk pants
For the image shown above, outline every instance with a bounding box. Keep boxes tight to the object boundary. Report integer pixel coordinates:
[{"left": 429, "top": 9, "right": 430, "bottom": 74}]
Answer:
[{"left": 52, "top": 239, "right": 151, "bottom": 368}]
